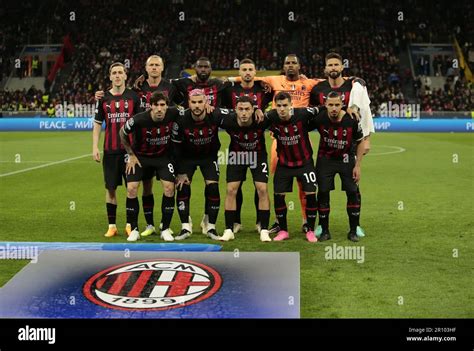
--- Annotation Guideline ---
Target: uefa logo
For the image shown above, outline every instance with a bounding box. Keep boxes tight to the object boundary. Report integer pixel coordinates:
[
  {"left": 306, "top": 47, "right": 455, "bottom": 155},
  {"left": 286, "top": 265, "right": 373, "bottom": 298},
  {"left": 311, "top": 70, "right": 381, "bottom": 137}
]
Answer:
[{"left": 83, "top": 259, "right": 222, "bottom": 311}]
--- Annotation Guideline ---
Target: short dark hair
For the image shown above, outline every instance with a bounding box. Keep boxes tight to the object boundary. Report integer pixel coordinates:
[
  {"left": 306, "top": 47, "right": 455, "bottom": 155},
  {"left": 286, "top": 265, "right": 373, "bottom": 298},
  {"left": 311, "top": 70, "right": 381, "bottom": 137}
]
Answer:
[
  {"left": 326, "top": 91, "right": 343, "bottom": 100},
  {"left": 150, "top": 92, "right": 169, "bottom": 105},
  {"left": 240, "top": 58, "right": 255, "bottom": 66},
  {"left": 196, "top": 57, "right": 211, "bottom": 64},
  {"left": 275, "top": 91, "right": 292, "bottom": 102},
  {"left": 236, "top": 95, "right": 255, "bottom": 106},
  {"left": 284, "top": 54, "right": 299, "bottom": 63},
  {"left": 109, "top": 62, "right": 126, "bottom": 74},
  {"left": 325, "top": 52, "right": 343, "bottom": 64}
]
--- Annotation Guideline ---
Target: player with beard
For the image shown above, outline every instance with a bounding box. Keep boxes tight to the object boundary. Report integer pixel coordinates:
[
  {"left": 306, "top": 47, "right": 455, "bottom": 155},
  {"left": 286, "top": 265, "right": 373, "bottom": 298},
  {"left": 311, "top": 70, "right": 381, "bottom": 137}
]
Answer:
[
  {"left": 221, "top": 58, "right": 273, "bottom": 235},
  {"left": 231, "top": 54, "right": 324, "bottom": 235},
  {"left": 310, "top": 52, "right": 373, "bottom": 238},
  {"left": 172, "top": 89, "right": 228, "bottom": 241},
  {"left": 172, "top": 57, "right": 228, "bottom": 108},
  {"left": 309, "top": 92, "right": 365, "bottom": 242},
  {"left": 172, "top": 57, "right": 229, "bottom": 235}
]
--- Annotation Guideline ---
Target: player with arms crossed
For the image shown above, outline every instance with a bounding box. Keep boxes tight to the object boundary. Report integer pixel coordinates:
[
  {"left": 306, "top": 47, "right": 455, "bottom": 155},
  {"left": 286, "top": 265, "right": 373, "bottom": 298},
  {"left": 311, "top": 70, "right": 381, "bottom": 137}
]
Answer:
[
  {"left": 309, "top": 92, "right": 365, "bottom": 242},
  {"left": 119, "top": 92, "right": 178, "bottom": 242},
  {"left": 220, "top": 95, "right": 272, "bottom": 242},
  {"left": 92, "top": 62, "right": 141, "bottom": 238}
]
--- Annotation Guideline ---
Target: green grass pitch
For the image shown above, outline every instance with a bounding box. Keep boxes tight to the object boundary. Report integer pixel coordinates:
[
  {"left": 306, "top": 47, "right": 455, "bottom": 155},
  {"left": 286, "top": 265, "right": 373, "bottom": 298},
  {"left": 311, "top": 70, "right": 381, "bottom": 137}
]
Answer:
[{"left": 0, "top": 131, "right": 472, "bottom": 318}]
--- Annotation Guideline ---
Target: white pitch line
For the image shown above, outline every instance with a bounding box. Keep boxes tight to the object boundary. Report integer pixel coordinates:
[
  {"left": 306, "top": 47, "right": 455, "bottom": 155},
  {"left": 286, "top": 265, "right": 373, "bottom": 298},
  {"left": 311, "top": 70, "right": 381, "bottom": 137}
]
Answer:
[
  {"left": 367, "top": 145, "right": 406, "bottom": 156},
  {"left": 0, "top": 154, "right": 93, "bottom": 177}
]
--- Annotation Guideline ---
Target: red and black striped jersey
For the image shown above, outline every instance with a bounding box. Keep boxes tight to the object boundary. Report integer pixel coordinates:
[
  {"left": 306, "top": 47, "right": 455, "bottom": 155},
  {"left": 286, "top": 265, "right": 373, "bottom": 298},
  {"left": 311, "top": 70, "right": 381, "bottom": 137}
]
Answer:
[
  {"left": 310, "top": 110, "right": 364, "bottom": 160},
  {"left": 309, "top": 77, "right": 366, "bottom": 107},
  {"left": 122, "top": 108, "right": 180, "bottom": 158},
  {"left": 171, "top": 77, "right": 227, "bottom": 108},
  {"left": 221, "top": 81, "right": 273, "bottom": 109},
  {"left": 94, "top": 89, "right": 141, "bottom": 154},
  {"left": 137, "top": 80, "right": 178, "bottom": 110},
  {"left": 265, "top": 107, "right": 319, "bottom": 168},
  {"left": 220, "top": 111, "right": 269, "bottom": 153},
  {"left": 171, "top": 108, "right": 225, "bottom": 158}
]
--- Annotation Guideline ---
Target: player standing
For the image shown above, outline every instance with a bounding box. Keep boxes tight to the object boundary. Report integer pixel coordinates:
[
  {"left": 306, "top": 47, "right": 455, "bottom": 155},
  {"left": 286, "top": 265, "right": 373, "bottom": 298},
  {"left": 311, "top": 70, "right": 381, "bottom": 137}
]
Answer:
[
  {"left": 310, "top": 52, "right": 373, "bottom": 237},
  {"left": 96, "top": 55, "right": 178, "bottom": 237},
  {"left": 309, "top": 92, "right": 365, "bottom": 242},
  {"left": 92, "top": 62, "right": 141, "bottom": 238}
]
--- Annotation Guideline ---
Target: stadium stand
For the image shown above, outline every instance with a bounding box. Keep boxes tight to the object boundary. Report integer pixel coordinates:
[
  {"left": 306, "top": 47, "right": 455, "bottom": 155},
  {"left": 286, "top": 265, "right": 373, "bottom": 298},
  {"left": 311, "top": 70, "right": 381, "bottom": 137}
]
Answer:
[{"left": 1, "top": 0, "right": 472, "bottom": 114}]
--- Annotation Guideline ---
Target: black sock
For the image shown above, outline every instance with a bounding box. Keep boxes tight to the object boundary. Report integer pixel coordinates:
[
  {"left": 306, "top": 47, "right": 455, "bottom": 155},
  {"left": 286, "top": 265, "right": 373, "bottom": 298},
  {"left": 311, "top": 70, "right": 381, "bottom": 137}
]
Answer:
[
  {"left": 274, "top": 194, "right": 287, "bottom": 231},
  {"left": 177, "top": 184, "right": 191, "bottom": 224},
  {"left": 318, "top": 191, "right": 330, "bottom": 231},
  {"left": 204, "top": 184, "right": 209, "bottom": 217},
  {"left": 206, "top": 183, "right": 220, "bottom": 224},
  {"left": 106, "top": 203, "right": 117, "bottom": 225},
  {"left": 305, "top": 194, "right": 317, "bottom": 231},
  {"left": 225, "top": 210, "right": 236, "bottom": 230},
  {"left": 126, "top": 197, "right": 139, "bottom": 230},
  {"left": 142, "top": 194, "right": 154, "bottom": 226},
  {"left": 259, "top": 210, "right": 270, "bottom": 230},
  {"left": 346, "top": 191, "right": 361, "bottom": 231},
  {"left": 235, "top": 185, "right": 243, "bottom": 224},
  {"left": 161, "top": 195, "right": 174, "bottom": 230},
  {"left": 254, "top": 189, "right": 260, "bottom": 224},
  {"left": 357, "top": 187, "right": 362, "bottom": 225}
]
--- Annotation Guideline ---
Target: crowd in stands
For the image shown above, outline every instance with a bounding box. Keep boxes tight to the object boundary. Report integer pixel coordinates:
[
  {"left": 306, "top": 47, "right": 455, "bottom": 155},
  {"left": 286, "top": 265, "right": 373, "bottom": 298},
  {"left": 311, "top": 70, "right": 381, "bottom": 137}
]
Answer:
[{"left": 1, "top": 0, "right": 472, "bottom": 115}]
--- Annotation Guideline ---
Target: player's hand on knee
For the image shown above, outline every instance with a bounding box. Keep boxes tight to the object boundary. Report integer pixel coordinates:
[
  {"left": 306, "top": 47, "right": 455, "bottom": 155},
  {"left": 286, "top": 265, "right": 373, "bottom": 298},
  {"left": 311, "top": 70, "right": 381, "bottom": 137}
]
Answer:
[
  {"left": 176, "top": 174, "right": 190, "bottom": 190},
  {"left": 126, "top": 155, "right": 141, "bottom": 175}
]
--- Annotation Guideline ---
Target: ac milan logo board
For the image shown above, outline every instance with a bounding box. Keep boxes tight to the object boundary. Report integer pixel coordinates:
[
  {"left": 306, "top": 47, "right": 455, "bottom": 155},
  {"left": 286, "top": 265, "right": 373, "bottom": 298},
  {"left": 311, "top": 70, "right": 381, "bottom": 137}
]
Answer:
[{"left": 0, "top": 251, "right": 300, "bottom": 318}]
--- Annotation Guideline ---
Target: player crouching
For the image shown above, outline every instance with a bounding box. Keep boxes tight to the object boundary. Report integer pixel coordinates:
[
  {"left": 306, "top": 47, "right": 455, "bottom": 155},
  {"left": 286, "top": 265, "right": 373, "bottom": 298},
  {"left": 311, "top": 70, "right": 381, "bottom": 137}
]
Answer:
[
  {"left": 220, "top": 96, "right": 271, "bottom": 242},
  {"left": 119, "top": 92, "right": 178, "bottom": 242}
]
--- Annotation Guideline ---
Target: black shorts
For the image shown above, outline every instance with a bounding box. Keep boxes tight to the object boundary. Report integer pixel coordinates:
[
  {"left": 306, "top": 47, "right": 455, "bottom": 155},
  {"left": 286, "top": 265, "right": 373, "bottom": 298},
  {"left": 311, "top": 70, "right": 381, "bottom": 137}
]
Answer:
[
  {"left": 126, "top": 155, "right": 176, "bottom": 183},
  {"left": 103, "top": 152, "right": 127, "bottom": 190},
  {"left": 316, "top": 157, "right": 358, "bottom": 192},
  {"left": 226, "top": 152, "right": 269, "bottom": 183},
  {"left": 180, "top": 157, "right": 219, "bottom": 182},
  {"left": 273, "top": 162, "right": 317, "bottom": 194}
]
